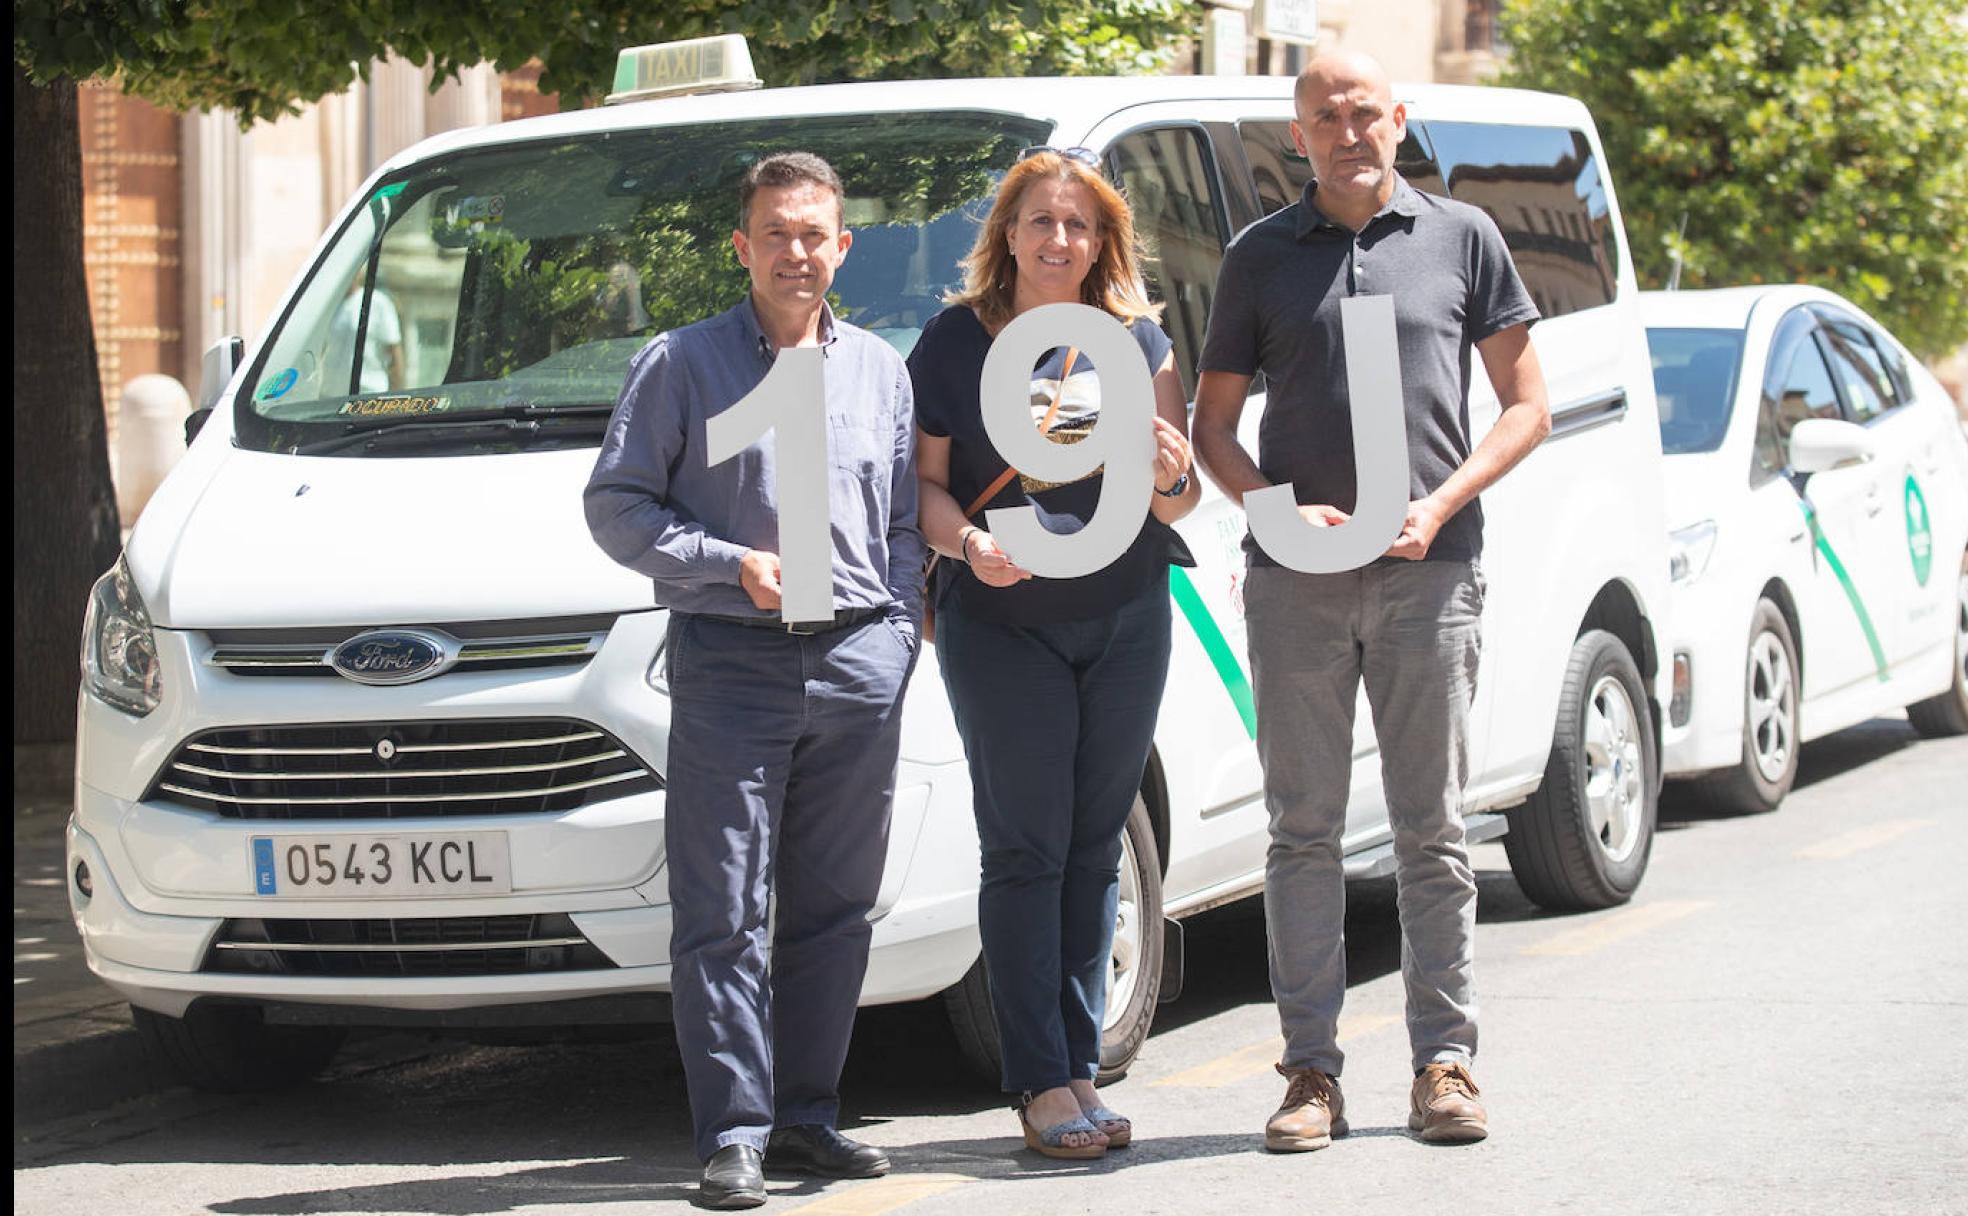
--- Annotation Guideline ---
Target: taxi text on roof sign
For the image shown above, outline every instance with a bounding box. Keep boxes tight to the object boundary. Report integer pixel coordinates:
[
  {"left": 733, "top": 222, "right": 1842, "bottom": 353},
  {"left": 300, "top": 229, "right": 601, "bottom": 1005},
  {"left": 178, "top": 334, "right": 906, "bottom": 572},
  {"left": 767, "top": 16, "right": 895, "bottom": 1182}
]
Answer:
[{"left": 605, "top": 35, "right": 764, "bottom": 105}]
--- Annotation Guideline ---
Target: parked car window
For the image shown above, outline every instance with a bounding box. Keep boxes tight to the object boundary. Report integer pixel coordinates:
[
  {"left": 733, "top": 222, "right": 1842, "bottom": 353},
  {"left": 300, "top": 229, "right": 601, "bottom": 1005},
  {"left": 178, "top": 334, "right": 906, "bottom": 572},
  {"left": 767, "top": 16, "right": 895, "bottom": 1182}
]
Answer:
[
  {"left": 1106, "top": 126, "right": 1227, "bottom": 397},
  {"left": 1236, "top": 119, "right": 1443, "bottom": 216},
  {"left": 1427, "top": 121, "right": 1619, "bottom": 319},
  {"left": 1815, "top": 315, "right": 1906, "bottom": 420},
  {"left": 1647, "top": 327, "right": 1744, "bottom": 455},
  {"left": 1771, "top": 328, "right": 1842, "bottom": 442}
]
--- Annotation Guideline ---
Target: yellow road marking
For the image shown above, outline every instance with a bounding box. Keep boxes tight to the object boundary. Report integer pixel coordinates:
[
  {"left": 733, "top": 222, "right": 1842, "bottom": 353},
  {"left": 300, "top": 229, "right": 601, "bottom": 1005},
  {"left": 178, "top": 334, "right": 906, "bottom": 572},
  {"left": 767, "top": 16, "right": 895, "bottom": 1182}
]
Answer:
[
  {"left": 778, "top": 1173, "right": 976, "bottom": 1215},
  {"left": 1151, "top": 1011, "right": 1401, "bottom": 1088},
  {"left": 1796, "top": 818, "right": 1934, "bottom": 860},
  {"left": 1521, "top": 899, "right": 1711, "bottom": 958}
]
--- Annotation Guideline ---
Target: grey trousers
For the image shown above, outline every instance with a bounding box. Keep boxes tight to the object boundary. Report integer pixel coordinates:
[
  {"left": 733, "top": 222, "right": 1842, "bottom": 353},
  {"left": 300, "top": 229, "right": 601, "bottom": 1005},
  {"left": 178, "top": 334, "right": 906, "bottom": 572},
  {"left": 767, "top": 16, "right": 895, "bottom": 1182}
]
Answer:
[
  {"left": 1245, "top": 560, "right": 1484, "bottom": 1076},
  {"left": 662, "top": 612, "right": 915, "bottom": 1162}
]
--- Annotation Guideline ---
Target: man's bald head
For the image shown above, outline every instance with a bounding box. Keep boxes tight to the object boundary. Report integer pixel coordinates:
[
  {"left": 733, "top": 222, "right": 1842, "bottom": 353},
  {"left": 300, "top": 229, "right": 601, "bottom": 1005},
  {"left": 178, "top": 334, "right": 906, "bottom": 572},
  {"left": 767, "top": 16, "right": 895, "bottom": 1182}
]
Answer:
[
  {"left": 1288, "top": 48, "right": 1407, "bottom": 226},
  {"left": 1295, "top": 49, "right": 1394, "bottom": 110}
]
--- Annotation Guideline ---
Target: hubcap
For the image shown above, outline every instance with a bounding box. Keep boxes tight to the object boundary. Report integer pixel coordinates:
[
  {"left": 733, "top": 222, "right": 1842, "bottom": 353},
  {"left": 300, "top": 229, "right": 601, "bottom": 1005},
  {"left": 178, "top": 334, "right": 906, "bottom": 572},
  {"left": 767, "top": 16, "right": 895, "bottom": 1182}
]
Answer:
[
  {"left": 1104, "top": 827, "right": 1143, "bottom": 1033},
  {"left": 1583, "top": 674, "right": 1645, "bottom": 864},
  {"left": 1746, "top": 628, "right": 1797, "bottom": 784}
]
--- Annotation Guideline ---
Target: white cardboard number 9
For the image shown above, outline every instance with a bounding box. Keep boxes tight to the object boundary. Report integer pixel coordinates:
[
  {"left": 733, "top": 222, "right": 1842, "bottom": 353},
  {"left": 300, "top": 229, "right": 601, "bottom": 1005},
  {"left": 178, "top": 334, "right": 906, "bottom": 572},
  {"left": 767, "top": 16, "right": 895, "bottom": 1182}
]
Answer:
[{"left": 979, "top": 302, "right": 1157, "bottom": 579}]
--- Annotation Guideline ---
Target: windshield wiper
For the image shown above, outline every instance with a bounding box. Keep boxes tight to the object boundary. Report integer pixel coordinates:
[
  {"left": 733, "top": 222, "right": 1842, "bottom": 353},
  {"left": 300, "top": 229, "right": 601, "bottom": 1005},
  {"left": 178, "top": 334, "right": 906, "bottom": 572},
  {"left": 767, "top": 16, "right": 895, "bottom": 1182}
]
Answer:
[{"left": 291, "top": 404, "right": 612, "bottom": 455}]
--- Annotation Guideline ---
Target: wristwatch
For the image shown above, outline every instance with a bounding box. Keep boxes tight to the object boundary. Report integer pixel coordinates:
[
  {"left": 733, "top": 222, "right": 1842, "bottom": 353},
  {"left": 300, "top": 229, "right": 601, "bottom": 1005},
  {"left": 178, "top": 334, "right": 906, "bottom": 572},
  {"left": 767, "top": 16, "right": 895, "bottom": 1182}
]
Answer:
[{"left": 1156, "top": 473, "right": 1190, "bottom": 498}]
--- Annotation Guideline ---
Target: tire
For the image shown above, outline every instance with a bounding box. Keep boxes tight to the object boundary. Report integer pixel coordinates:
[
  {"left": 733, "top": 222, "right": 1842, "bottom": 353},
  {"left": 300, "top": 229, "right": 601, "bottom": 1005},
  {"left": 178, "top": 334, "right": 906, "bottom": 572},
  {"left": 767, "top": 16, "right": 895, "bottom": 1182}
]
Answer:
[
  {"left": 1907, "top": 553, "right": 1968, "bottom": 738},
  {"left": 945, "top": 792, "right": 1165, "bottom": 1086},
  {"left": 132, "top": 1003, "right": 346, "bottom": 1092},
  {"left": 1504, "top": 629, "right": 1658, "bottom": 911},
  {"left": 1690, "top": 599, "right": 1801, "bottom": 813}
]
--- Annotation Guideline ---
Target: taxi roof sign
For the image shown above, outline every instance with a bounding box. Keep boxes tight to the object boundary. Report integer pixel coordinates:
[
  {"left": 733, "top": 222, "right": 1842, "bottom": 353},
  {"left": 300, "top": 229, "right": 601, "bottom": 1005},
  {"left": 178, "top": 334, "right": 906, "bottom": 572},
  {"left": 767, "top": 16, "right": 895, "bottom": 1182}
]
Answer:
[{"left": 605, "top": 35, "right": 764, "bottom": 105}]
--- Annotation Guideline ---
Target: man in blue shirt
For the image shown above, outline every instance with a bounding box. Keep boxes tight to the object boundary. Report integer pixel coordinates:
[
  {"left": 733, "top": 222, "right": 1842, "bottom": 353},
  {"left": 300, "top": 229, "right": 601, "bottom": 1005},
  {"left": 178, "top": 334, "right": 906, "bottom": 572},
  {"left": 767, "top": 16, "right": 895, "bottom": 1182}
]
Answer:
[{"left": 586, "top": 152, "right": 923, "bottom": 1209}]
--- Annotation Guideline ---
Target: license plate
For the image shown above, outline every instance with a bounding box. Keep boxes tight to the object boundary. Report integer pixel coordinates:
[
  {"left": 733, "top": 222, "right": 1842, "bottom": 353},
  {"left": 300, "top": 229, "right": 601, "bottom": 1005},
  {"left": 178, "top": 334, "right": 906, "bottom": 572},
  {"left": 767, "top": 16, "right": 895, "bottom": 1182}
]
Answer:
[{"left": 250, "top": 832, "right": 511, "bottom": 898}]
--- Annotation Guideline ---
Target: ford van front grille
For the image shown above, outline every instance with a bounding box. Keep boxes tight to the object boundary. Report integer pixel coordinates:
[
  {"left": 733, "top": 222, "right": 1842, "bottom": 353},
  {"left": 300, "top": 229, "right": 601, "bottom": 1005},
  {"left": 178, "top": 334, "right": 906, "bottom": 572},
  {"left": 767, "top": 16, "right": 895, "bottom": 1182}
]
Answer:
[
  {"left": 150, "top": 718, "right": 661, "bottom": 820},
  {"left": 202, "top": 913, "right": 616, "bottom": 976},
  {"left": 202, "top": 616, "right": 614, "bottom": 680}
]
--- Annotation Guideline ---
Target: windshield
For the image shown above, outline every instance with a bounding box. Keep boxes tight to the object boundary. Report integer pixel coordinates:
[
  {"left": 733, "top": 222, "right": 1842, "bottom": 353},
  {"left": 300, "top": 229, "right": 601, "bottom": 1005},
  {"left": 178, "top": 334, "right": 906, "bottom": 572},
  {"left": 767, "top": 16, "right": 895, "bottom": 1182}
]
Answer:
[
  {"left": 236, "top": 111, "right": 1051, "bottom": 455},
  {"left": 1647, "top": 327, "right": 1745, "bottom": 455}
]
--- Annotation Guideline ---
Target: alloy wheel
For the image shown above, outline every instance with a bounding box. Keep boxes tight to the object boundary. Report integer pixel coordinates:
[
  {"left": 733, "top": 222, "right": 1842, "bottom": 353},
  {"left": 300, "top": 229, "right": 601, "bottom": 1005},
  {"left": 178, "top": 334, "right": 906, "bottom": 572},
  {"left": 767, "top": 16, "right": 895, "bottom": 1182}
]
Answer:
[{"left": 1584, "top": 673, "right": 1646, "bottom": 863}]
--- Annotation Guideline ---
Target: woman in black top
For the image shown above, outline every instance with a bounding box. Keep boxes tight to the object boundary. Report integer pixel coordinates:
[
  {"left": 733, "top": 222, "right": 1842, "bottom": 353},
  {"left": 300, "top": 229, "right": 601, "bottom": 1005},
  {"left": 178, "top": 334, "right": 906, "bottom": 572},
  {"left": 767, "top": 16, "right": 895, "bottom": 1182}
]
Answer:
[{"left": 908, "top": 147, "right": 1199, "bottom": 1158}]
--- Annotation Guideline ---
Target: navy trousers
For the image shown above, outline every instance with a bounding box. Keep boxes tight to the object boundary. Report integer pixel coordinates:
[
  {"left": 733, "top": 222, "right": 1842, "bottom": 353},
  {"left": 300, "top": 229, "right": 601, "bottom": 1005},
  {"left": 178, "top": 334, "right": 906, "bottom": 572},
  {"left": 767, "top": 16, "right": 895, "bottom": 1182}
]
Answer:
[
  {"left": 935, "top": 579, "right": 1171, "bottom": 1092},
  {"left": 662, "top": 612, "right": 914, "bottom": 1161}
]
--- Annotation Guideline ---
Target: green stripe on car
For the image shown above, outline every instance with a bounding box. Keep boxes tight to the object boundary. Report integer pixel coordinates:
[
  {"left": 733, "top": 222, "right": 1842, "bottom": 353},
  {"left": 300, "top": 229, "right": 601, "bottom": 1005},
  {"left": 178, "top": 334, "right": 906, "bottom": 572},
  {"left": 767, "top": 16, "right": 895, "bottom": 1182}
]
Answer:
[
  {"left": 1800, "top": 498, "right": 1889, "bottom": 682},
  {"left": 1170, "top": 566, "right": 1257, "bottom": 738}
]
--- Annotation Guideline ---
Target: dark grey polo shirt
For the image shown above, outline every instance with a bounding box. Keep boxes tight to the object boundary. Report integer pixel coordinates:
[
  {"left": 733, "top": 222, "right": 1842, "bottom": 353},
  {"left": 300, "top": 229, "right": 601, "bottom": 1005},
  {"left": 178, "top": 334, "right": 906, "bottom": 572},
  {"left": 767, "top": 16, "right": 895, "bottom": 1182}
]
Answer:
[
  {"left": 1199, "top": 176, "right": 1538, "bottom": 564},
  {"left": 584, "top": 297, "right": 925, "bottom": 620}
]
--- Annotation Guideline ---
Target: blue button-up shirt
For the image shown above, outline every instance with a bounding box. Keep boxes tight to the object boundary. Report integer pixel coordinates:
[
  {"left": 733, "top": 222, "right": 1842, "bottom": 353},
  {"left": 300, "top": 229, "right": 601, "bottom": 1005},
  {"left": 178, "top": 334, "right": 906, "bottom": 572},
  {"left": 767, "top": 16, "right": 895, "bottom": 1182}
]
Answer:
[{"left": 585, "top": 297, "right": 924, "bottom": 621}]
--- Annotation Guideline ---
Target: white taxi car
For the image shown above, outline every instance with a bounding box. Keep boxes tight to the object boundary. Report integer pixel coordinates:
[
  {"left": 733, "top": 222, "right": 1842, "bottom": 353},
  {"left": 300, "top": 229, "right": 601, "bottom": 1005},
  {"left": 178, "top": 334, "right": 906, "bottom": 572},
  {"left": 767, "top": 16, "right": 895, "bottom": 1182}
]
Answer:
[
  {"left": 1647, "top": 286, "right": 1968, "bottom": 812},
  {"left": 71, "top": 39, "right": 1674, "bottom": 1091}
]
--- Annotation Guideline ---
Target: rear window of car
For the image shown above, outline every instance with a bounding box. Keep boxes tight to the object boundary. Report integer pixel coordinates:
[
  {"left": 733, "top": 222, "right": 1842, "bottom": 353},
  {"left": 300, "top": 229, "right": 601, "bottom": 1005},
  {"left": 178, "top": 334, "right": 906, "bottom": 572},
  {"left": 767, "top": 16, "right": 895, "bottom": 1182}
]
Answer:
[{"left": 1647, "top": 327, "right": 1745, "bottom": 455}]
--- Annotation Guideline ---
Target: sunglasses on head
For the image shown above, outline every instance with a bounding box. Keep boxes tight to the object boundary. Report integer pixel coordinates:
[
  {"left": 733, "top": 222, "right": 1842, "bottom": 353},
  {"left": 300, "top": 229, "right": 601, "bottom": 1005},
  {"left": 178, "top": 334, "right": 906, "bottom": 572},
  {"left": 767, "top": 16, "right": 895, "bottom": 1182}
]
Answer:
[{"left": 1018, "top": 145, "right": 1102, "bottom": 169}]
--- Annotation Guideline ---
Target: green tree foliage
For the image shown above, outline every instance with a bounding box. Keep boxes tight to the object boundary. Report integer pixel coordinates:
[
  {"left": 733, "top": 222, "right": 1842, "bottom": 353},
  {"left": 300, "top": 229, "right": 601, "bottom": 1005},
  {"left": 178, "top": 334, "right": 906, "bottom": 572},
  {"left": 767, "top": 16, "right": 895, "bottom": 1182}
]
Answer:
[
  {"left": 1499, "top": 0, "right": 1968, "bottom": 356},
  {"left": 15, "top": 0, "right": 1192, "bottom": 121}
]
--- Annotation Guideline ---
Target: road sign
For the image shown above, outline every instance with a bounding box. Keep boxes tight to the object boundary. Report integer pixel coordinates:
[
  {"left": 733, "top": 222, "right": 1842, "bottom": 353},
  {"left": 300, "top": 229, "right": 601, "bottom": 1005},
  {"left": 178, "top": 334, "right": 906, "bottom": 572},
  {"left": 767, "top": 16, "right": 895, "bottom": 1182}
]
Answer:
[{"left": 1254, "top": 0, "right": 1320, "bottom": 46}]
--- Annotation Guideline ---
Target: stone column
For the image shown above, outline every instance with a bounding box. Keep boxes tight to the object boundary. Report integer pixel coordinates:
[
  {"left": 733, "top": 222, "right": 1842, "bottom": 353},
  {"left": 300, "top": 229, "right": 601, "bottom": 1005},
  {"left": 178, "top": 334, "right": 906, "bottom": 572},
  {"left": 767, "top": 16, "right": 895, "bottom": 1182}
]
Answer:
[
  {"left": 180, "top": 108, "right": 245, "bottom": 405},
  {"left": 425, "top": 62, "right": 503, "bottom": 134}
]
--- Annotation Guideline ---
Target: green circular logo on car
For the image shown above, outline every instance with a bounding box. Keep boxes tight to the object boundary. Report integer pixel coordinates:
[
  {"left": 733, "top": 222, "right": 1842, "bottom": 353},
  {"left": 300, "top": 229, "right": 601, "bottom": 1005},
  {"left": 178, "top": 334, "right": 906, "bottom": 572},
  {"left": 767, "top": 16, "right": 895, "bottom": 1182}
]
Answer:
[{"left": 1905, "top": 473, "right": 1933, "bottom": 586}]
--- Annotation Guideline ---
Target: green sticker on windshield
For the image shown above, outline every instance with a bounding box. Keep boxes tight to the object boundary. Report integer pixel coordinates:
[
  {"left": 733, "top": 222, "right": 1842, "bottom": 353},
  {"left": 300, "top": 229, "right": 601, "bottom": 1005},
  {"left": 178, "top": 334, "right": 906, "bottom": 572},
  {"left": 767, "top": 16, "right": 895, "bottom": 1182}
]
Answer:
[
  {"left": 1906, "top": 473, "right": 1933, "bottom": 586},
  {"left": 375, "top": 182, "right": 407, "bottom": 199}
]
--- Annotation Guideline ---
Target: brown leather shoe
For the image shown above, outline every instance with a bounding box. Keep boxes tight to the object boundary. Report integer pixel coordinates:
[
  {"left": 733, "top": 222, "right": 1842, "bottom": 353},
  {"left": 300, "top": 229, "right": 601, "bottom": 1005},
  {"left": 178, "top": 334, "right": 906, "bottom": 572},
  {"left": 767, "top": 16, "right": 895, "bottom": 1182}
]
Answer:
[
  {"left": 1409, "top": 1061, "right": 1488, "bottom": 1143},
  {"left": 1264, "top": 1064, "right": 1348, "bottom": 1152}
]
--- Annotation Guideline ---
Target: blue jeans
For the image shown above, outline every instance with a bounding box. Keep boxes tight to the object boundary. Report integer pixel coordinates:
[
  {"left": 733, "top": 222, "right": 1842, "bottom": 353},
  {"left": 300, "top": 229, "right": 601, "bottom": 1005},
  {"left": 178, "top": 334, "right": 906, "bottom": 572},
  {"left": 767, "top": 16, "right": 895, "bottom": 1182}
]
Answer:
[
  {"left": 936, "top": 579, "right": 1171, "bottom": 1092},
  {"left": 662, "top": 612, "right": 915, "bottom": 1161}
]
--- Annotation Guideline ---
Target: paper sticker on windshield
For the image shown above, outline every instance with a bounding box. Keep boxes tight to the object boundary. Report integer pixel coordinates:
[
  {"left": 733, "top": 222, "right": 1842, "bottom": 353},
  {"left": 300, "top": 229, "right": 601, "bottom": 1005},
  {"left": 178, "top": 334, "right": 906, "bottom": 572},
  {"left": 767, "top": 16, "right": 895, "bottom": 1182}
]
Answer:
[
  {"left": 450, "top": 195, "right": 505, "bottom": 225},
  {"left": 255, "top": 368, "right": 299, "bottom": 401},
  {"left": 339, "top": 395, "right": 451, "bottom": 417}
]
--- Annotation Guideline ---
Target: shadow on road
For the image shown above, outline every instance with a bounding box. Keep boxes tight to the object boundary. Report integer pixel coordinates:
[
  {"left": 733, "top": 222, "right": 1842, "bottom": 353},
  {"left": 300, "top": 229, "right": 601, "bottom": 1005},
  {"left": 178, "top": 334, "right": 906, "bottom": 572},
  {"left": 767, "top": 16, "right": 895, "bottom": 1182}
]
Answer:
[{"left": 1660, "top": 715, "right": 1920, "bottom": 827}]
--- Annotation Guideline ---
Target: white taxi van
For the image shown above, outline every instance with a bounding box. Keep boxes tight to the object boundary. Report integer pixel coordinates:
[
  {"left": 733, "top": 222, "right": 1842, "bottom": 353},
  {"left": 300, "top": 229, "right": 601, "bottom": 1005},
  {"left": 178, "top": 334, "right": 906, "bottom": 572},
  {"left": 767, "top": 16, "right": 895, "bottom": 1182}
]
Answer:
[
  {"left": 73, "top": 38, "right": 1671, "bottom": 1090},
  {"left": 1645, "top": 286, "right": 1968, "bottom": 812}
]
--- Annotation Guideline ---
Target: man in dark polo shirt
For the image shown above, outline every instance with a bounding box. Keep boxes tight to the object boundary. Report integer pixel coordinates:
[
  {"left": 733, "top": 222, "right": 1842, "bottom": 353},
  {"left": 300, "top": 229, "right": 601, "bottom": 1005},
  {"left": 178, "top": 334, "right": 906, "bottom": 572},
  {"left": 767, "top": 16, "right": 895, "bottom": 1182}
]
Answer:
[
  {"left": 586, "top": 152, "right": 923, "bottom": 1208},
  {"left": 1193, "top": 50, "right": 1551, "bottom": 1149}
]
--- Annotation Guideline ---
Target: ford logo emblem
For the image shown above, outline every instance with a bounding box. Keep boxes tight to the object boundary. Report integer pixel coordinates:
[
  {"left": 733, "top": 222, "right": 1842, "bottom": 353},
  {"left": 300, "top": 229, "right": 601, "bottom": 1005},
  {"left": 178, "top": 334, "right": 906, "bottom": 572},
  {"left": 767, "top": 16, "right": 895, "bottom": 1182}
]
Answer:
[{"left": 329, "top": 630, "right": 456, "bottom": 686}]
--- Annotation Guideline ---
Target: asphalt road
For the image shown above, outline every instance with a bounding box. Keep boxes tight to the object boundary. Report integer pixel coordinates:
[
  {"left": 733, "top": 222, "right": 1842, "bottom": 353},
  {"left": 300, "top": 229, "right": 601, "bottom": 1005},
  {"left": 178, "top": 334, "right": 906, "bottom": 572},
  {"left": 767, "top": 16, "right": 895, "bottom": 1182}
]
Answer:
[{"left": 15, "top": 717, "right": 1967, "bottom": 1216}]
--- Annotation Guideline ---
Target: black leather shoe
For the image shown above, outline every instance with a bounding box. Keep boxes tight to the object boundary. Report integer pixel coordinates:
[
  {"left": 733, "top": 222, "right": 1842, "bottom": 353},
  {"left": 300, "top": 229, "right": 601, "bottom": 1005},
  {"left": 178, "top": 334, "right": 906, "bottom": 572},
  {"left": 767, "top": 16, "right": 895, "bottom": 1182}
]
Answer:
[
  {"left": 764, "top": 1124, "right": 891, "bottom": 1178},
  {"left": 697, "top": 1144, "right": 766, "bottom": 1210}
]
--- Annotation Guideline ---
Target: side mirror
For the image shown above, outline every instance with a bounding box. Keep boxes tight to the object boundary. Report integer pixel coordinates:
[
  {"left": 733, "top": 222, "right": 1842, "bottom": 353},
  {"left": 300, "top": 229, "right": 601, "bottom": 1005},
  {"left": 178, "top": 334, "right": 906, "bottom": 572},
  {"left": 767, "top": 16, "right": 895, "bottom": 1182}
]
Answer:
[
  {"left": 198, "top": 335, "right": 244, "bottom": 411},
  {"left": 189, "top": 335, "right": 243, "bottom": 445},
  {"left": 1788, "top": 417, "right": 1874, "bottom": 475}
]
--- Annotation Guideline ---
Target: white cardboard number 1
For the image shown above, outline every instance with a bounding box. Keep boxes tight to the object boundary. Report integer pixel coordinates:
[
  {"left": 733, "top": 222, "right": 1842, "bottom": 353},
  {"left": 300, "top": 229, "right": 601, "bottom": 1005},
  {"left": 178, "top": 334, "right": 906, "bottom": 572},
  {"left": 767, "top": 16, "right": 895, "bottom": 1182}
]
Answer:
[{"left": 703, "top": 346, "right": 834, "bottom": 623}]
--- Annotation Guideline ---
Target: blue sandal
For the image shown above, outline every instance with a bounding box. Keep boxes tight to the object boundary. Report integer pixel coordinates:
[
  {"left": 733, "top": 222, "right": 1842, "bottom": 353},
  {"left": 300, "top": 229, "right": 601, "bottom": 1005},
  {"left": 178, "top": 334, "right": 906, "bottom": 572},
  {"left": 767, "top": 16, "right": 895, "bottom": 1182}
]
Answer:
[
  {"left": 1079, "top": 1104, "right": 1131, "bottom": 1149},
  {"left": 1017, "top": 1094, "right": 1107, "bottom": 1160}
]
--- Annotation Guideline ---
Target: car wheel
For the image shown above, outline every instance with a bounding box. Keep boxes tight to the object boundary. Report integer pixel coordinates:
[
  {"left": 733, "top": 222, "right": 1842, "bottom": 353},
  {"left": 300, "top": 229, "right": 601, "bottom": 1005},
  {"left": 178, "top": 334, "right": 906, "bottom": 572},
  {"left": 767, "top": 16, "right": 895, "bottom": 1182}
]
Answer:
[
  {"left": 945, "top": 793, "right": 1165, "bottom": 1086},
  {"left": 1504, "top": 629, "right": 1658, "bottom": 911},
  {"left": 1907, "top": 552, "right": 1968, "bottom": 738},
  {"left": 132, "top": 1002, "right": 346, "bottom": 1092},
  {"left": 1691, "top": 599, "right": 1801, "bottom": 813}
]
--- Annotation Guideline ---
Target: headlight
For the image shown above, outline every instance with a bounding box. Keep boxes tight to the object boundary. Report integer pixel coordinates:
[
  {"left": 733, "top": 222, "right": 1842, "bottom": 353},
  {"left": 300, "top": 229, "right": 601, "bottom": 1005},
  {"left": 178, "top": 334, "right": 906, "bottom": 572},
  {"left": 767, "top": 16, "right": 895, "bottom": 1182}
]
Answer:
[
  {"left": 81, "top": 557, "right": 161, "bottom": 716},
  {"left": 1667, "top": 520, "right": 1719, "bottom": 585}
]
